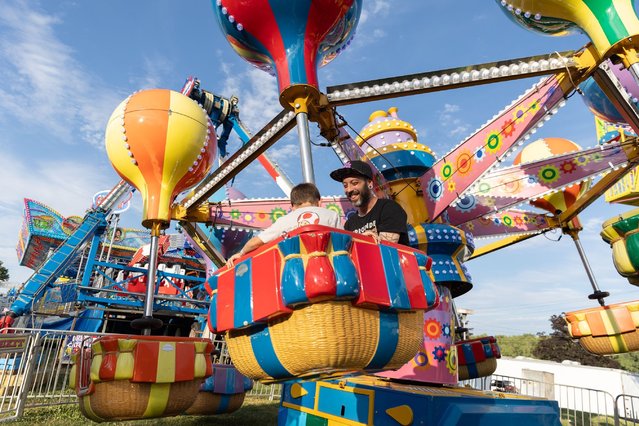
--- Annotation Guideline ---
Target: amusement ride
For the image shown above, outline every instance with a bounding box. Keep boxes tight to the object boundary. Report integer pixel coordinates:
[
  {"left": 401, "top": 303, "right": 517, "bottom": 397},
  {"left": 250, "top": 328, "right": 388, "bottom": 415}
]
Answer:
[{"left": 5, "top": 0, "right": 639, "bottom": 424}]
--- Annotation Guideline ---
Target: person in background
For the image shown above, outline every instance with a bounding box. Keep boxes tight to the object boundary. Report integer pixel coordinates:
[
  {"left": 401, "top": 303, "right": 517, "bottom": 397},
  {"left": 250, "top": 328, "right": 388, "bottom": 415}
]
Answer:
[
  {"left": 226, "top": 183, "right": 342, "bottom": 267},
  {"left": 330, "top": 160, "right": 409, "bottom": 245}
]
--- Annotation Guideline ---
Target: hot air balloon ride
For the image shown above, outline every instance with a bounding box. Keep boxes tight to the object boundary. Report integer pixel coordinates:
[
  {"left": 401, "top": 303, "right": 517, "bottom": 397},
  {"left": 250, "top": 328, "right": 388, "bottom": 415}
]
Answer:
[
  {"left": 105, "top": 88, "right": 217, "bottom": 331},
  {"left": 69, "top": 89, "right": 220, "bottom": 422},
  {"left": 211, "top": 0, "right": 362, "bottom": 182}
]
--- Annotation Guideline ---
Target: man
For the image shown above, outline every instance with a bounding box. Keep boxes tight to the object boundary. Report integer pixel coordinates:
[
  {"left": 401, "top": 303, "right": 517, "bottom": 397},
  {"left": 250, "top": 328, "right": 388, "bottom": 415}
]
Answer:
[
  {"left": 330, "top": 160, "right": 409, "bottom": 245},
  {"left": 226, "top": 183, "right": 342, "bottom": 266}
]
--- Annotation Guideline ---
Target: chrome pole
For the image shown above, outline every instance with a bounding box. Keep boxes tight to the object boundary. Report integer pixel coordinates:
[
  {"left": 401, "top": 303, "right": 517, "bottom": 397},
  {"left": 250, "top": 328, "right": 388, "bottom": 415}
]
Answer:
[
  {"left": 296, "top": 111, "right": 315, "bottom": 184},
  {"left": 570, "top": 233, "right": 608, "bottom": 306}
]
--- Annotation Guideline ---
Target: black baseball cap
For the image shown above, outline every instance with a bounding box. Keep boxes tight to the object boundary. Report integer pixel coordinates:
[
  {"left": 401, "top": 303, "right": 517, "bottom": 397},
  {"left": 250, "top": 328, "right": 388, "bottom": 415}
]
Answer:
[{"left": 330, "top": 160, "right": 374, "bottom": 182}]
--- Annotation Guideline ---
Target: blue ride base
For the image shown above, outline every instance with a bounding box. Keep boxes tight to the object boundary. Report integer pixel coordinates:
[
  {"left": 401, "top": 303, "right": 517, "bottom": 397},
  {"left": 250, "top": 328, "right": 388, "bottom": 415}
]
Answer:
[{"left": 278, "top": 376, "right": 560, "bottom": 425}]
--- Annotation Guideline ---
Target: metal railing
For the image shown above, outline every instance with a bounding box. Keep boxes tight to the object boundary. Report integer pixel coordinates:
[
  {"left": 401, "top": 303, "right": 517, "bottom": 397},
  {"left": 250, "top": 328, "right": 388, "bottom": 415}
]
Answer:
[
  {"left": 209, "top": 333, "right": 281, "bottom": 401},
  {"left": 462, "top": 374, "right": 618, "bottom": 425},
  {"left": 617, "top": 394, "right": 639, "bottom": 425}
]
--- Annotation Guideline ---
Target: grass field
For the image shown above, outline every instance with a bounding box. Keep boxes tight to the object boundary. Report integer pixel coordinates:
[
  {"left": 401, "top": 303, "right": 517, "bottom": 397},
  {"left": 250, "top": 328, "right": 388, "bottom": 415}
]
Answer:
[{"left": 7, "top": 397, "right": 279, "bottom": 425}]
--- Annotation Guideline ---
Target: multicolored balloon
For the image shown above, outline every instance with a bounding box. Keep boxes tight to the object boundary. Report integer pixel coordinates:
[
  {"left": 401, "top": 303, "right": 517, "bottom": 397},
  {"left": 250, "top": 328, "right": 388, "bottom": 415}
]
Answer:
[
  {"left": 513, "top": 137, "right": 586, "bottom": 215},
  {"left": 211, "top": 0, "right": 361, "bottom": 94},
  {"left": 496, "top": 0, "right": 639, "bottom": 60},
  {"left": 105, "top": 89, "right": 217, "bottom": 229},
  {"left": 580, "top": 61, "right": 639, "bottom": 124}
]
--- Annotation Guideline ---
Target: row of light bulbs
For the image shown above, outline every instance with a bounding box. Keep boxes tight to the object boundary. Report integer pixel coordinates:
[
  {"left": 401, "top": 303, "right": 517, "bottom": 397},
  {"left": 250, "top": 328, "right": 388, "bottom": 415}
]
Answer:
[
  {"left": 182, "top": 111, "right": 296, "bottom": 209},
  {"left": 328, "top": 57, "right": 571, "bottom": 103}
]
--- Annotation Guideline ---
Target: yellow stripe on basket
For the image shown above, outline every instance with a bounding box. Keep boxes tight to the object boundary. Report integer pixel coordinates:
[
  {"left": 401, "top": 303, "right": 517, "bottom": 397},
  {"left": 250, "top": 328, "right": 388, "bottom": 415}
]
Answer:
[
  {"left": 114, "top": 339, "right": 137, "bottom": 380},
  {"left": 90, "top": 354, "right": 102, "bottom": 383},
  {"left": 142, "top": 383, "right": 171, "bottom": 418},
  {"left": 193, "top": 342, "right": 208, "bottom": 378},
  {"left": 601, "top": 311, "right": 628, "bottom": 353},
  {"left": 82, "top": 396, "right": 103, "bottom": 422},
  {"left": 156, "top": 342, "right": 177, "bottom": 383}
]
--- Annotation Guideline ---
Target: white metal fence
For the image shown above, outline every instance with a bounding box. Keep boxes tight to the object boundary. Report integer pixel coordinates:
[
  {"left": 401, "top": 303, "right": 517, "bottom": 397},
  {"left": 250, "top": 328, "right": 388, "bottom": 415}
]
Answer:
[
  {"left": 1, "top": 329, "right": 635, "bottom": 424},
  {"left": 462, "top": 374, "right": 618, "bottom": 425},
  {"left": 617, "top": 394, "right": 639, "bottom": 424}
]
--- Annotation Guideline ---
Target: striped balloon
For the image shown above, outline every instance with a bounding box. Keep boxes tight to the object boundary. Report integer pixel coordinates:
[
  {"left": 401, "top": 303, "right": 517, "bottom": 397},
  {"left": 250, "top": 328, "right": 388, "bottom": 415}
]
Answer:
[
  {"left": 211, "top": 0, "right": 361, "bottom": 94},
  {"left": 513, "top": 138, "right": 585, "bottom": 215},
  {"left": 105, "top": 89, "right": 216, "bottom": 228},
  {"left": 496, "top": 0, "right": 639, "bottom": 60}
]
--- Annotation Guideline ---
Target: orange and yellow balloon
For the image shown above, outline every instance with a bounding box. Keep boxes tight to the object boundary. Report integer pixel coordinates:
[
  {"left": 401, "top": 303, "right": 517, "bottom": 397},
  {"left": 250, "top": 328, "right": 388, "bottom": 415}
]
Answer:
[{"left": 105, "top": 89, "right": 216, "bottom": 231}]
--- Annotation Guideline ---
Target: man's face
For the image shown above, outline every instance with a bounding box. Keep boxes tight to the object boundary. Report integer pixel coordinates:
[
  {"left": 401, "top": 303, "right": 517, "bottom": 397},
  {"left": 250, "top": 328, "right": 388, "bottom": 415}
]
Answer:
[{"left": 342, "top": 176, "right": 371, "bottom": 207}]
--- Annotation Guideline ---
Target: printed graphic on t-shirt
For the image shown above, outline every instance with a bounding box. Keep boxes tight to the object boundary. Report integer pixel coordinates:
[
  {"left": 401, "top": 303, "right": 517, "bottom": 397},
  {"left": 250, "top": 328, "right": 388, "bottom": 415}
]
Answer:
[
  {"left": 352, "top": 220, "right": 376, "bottom": 234},
  {"left": 297, "top": 211, "right": 320, "bottom": 227}
]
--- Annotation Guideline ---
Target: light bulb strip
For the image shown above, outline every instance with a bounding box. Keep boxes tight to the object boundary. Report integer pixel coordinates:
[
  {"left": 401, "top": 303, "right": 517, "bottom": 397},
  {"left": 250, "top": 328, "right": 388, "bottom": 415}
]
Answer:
[
  {"left": 180, "top": 110, "right": 296, "bottom": 209},
  {"left": 327, "top": 51, "right": 575, "bottom": 105}
]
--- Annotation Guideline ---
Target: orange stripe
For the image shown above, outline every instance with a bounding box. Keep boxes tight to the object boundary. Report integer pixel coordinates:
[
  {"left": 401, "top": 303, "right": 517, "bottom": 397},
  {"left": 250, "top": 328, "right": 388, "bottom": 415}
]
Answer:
[
  {"left": 125, "top": 90, "right": 170, "bottom": 221},
  {"left": 98, "top": 338, "right": 119, "bottom": 381},
  {"left": 175, "top": 342, "right": 195, "bottom": 381},
  {"left": 611, "top": 307, "right": 636, "bottom": 333},
  {"left": 586, "top": 311, "right": 607, "bottom": 337},
  {"left": 133, "top": 341, "right": 160, "bottom": 382}
]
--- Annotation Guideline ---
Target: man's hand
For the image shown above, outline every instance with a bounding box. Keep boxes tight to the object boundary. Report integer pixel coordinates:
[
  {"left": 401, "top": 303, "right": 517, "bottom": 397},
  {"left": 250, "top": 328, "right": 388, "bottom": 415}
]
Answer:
[
  {"left": 226, "top": 252, "right": 243, "bottom": 268},
  {"left": 361, "top": 230, "right": 380, "bottom": 243}
]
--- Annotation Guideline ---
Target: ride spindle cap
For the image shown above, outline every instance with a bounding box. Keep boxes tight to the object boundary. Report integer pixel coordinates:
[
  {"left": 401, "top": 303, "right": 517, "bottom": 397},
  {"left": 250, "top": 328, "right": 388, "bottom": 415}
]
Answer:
[
  {"left": 211, "top": 0, "right": 362, "bottom": 109},
  {"left": 105, "top": 89, "right": 217, "bottom": 230}
]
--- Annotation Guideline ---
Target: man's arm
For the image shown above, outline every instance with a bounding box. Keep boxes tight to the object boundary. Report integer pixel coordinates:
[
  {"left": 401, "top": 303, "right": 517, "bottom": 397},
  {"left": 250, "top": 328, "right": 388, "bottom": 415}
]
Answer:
[
  {"left": 376, "top": 200, "right": 407, "bottom": 243},
  {"left": 378, "top": 232, "right": 400, "bottom": 243},
  {"left": 226, "top": 236, "right": 265, "bottom": 267}
]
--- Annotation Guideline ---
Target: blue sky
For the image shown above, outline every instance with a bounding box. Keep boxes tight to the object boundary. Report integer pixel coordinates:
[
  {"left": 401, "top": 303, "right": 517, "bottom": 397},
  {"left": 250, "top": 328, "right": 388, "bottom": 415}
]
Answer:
[{"left": 1, "top": 0, "right": 639, "bottom": 335}]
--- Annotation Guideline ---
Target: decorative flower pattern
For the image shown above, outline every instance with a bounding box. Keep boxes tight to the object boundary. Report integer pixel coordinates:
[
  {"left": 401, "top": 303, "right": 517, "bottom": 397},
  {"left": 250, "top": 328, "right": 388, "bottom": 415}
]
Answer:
[
  {"left": 573, "top": 155, "right": 590, "bottom": 167},
  {"left": 242, "top": 213, "right": 254, "bottom": 224},
  {"left": 441, "top": 163, "right": 453, "bottom": 179},
  {"left": 432, "top": 345, "right": 447, "bottom": 362},
  {"left": 456, "top": 151, "right": 473, "bottom": 175},
  {"left": 560, "top": 160, "right": 577, "bottom": 174},
  {"left": 501, "top": 118, "right": 516, "bottom": 138},
  {"left": 447, "top": 180, "right": 456, "bottom": 192},
  {"left": 455, "top": 194, "right": 477, "bottom": 213},
  {"left": 413, "top": 351, "right": 429, "bottom": 368},
  {"left": 446, "top": 347, "right": 457, "bottom": 375},
  {"left": 270, "top": 207, "right": 286, "bottom": 223},
  {"left": 502, "top": 215, "right": 513, "bottom": 227},
  {"left": 325, "top": 203, "right": 343, "bottom": 217},
  {"left": 538, "top": 165, "right": 560, "bottom": 184},
  {"left": 427, "top": 177, "right": 444, "bottom": 202},
  {"left": 474, "top": 147, "right": 486, "bottom": 163},
  {"left": 230, "top": 209, "right": 241, "bottom": 220},
  {"left": 485, "top": 131, "right": 502, "bottom": 154},
  {"left": 442, "top": 323, "right": 451, "bottom": 337},
  {"left": 424, "top": 318, "right": 442, "bottom": 340}
]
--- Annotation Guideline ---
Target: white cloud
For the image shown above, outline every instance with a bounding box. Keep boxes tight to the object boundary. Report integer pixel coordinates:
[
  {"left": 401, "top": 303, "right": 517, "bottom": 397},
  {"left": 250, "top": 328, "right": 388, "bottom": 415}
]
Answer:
[
  {"left": 438, "top": 103, "right": 469, "bottom": 138},
  {"left": 0, "top": 2, "right": 123, "bottom": 148},
  {"left": 0, "top": 150, "right": 115, "bottom": 285}
]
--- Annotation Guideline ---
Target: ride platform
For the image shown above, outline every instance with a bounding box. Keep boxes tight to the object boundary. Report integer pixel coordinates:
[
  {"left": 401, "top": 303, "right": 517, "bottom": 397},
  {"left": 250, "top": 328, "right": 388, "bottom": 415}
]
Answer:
[{"left": 278, "top": 375, "right": 560, "bottom": 426}]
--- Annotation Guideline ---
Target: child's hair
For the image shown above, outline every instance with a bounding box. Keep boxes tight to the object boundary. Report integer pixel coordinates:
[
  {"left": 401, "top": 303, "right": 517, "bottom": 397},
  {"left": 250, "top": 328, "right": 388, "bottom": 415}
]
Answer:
[{"left": 290, "top": 183, "right": 321, "bottom": 206}]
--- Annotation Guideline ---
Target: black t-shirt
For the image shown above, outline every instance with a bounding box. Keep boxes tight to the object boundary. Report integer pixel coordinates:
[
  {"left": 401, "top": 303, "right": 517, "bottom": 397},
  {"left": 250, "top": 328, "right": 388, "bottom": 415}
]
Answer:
[{"left": 344, "top": 198, "right": 409, "bottom": 245}]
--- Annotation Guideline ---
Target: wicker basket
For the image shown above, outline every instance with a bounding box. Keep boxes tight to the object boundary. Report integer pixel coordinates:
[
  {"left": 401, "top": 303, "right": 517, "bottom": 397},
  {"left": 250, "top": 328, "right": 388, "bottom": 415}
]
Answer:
[
  {"left": 227, "top": 301, "right": 424, "bottom": 382},
  {"left": 565, "top": 300, "right": 639, "bottom": 355},
  {"left": 79, "top": 379, "right": 202, "bottom": 422},
  {"left": 185, "top": 392, "right": 246, "bottom": 415}
]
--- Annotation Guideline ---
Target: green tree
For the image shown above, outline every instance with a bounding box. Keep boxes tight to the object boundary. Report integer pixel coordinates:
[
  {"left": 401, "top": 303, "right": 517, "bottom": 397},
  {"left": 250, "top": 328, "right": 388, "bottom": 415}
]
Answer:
[
  {"left": 533, "top": 314, "right": 621, "bottom": 369},
  {"left": 0, "top": 261, "right": 8, "bottom": 283}
]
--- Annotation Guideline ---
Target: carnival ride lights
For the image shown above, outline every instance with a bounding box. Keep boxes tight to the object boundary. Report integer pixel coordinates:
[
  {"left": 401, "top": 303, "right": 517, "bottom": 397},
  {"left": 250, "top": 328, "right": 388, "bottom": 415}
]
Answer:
[{"left": 68, "top": 0, "right": 639, "bottom": 423}]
